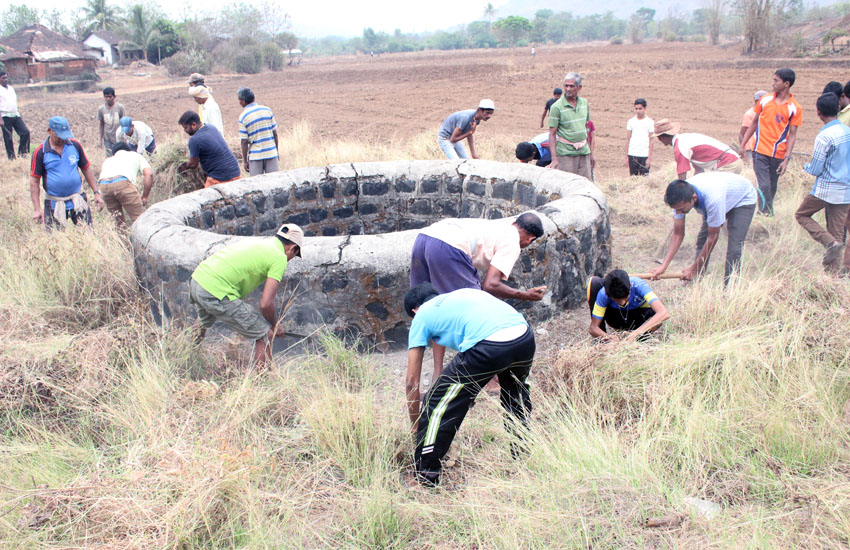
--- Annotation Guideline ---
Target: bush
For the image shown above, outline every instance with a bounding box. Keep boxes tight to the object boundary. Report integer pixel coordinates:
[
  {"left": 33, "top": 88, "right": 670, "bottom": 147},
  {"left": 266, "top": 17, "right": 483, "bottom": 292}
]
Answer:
[
  {"left": 230, "top": 46, "right": 264, "bottom": 74},
  {"left": 610, "top": 36, "right": 624, "bottom": 45},
  {"left": 162, "top": 49, "right": 212, "bottom": 77},
  {"left": 261, "top": 42, "right": 284, "bottom": 70}
]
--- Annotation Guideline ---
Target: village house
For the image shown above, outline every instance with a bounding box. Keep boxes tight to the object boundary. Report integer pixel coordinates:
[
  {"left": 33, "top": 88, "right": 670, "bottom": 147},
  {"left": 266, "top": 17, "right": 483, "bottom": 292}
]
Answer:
[
  {"left": 83, "top": 30, "right": 145, "bottom": 66},
  {"left": 0, "top": 25, "right": 98, "bottom": 83}
]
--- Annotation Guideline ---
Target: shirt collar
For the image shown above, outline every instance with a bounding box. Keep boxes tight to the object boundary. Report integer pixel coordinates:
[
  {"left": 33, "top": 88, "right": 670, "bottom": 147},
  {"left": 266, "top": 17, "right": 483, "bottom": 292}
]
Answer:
[
  {"left": 693, "top": 186, "right": 706, "bottom": 211},
  {"left": 824, "top": 119, "right": 841, "bottom": 129}
]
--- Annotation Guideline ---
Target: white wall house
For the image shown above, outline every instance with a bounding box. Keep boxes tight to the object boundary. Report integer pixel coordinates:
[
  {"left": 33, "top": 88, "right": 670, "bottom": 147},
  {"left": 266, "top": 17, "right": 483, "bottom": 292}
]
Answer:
[{"left": 83, "top": 32, "right": 118, "bottom": 65}]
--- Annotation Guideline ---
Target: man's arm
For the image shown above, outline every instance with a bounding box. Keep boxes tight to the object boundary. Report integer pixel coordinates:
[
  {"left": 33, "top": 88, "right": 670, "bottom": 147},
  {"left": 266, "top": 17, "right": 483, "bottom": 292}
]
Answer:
[
  {"left": 30, "top": 175, "right": 43, "bottom": 223},
  {"left": 647, "top": 130, "right": 655, "bottom": 167},
  {"left": 547, "top": 126, "right": 559, "bottom": 169},
  {"left": 466, "top": 133, "right": 478, "bottom": 159},
  {"left": 623, "top": 299, "right": 670, "bottom": 343},
  {"left": 241, "top": 139, "right": 250, "bottom": 173},
  {"left": 482, "top": 265, "right": 546, "bottom": 301},
  {"left": 624, "top": 130, "right": 632, "bottom": 168},
  {"left": 182, "top": 156, "right": 200, "bottom": 171},
  {"left": 141, "top": 167, "right": 154, "bottom": 205},
  {"left": 99, "top": 115, "right": 105, "bottom": 141},
  {"left": 778, "top": 125, "right": 798, "bottom": 176},
  {"left": 259, "top": 277, "right": 286, "bottom": 338},
  {"left": 588, "top": 316, "right": 617, "bottom": 341},
  {"left": 405, "top": 347, "right": 425, "bottom": 430},
  {"left": 81, "top": 164, "right": 104, "bottom": 208},
  {"left": 449, "top": 124, "right": 475, "bottom": 144},
  {"left": 540, "top": 108, "right": 549, "bottom": 128},
  {"left": 273, "top": 129, "right": 279, "bottom": 151},
  {"left": 684, "top": 226, "right": 721, "bottom": 280},
  {"left": 739, "top": 117, "right": 757, "bottom": 151},
  {"left": 650, "top": 217, "right": 686, "bottom": 278}
]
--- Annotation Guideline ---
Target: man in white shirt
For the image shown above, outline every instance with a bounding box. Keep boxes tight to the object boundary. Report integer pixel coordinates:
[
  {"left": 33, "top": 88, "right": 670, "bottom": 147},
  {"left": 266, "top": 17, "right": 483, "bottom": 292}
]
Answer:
[
  {"left": 625, "top": 98, "right": 654, "bottom": 176},
  {"left": 116, "top": 116, "right": 156, "bottom": 155},
  {"left": 0, "top": 71, "right": 30, "bottom": 160},
  {"left": 98, "top": 142, "right": 154, "bottom": 225},
  {"left": 189, "top": 85, "right": 224, "bottom": 136}
]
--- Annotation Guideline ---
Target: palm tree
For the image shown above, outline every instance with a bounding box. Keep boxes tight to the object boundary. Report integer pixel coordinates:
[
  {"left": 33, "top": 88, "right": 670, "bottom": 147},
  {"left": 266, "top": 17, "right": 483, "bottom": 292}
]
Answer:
[
  {"left": 127, "top": 5, "right": 151, "bottom": 61},
  {"left": 484, "top": 3, "right": 497, "bottom": 26},
  {"left": 83, "top": 0, "right": 120, "bottom": 32}
]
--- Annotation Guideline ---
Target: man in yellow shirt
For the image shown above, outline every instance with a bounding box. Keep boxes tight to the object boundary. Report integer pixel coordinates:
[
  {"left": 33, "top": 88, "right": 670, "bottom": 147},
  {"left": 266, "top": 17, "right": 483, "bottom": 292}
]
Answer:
[{"left": 190, "top": 223, "right": 303, "bottom": 366}]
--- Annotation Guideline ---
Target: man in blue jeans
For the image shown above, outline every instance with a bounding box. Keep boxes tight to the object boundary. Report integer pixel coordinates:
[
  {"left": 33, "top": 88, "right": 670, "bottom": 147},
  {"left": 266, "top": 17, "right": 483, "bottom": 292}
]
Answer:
[
  {"left": 437, "top": 100, "right": 495, "bottom": 159},
  {"left": 404, "top": 283, "right": 535, "bottom": 486}
]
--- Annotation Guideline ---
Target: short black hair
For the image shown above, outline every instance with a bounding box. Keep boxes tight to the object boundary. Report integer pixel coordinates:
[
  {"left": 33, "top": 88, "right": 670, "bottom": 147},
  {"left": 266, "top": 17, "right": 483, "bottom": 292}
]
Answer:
[
  {"left": 817, "top": 92, "right": 840, "bottom": 117},
  {"left": 823, "top": 81, "right": 842, "bottom": 98},
  {"left": 775, "top": 68, "right": 796, "bottom": 87},
  {"left": 603, "top": 269, "right": 631, "bottom": 300},
  {"left": 111, "top": 141, "right": 133, "bottom": 154},
  {"left": 0, "top": 71, "right": 7, "bottom": 77},
  {"left": 404, "top": 283, "right": 439, "bottom": 317},
  {"left": 664, "top": 179, "right": 696, "bottom": 207},
  {"left": 553, "top": 87, "right": 562, "bottom": 95},
  {"left": 843, "top": 80, "right": 850, "bottom": 100},
  {"left": 514, "top": 212, "right": 544, "bottom": 238},
  {"left": 178, "top": 110, "right": 201, "bottom": 126},
  {"left": 237, "top": 87, "right": 255, "bottom": 104},
  {"left": 634, "top": 98, "right": 647, "bottom": 107},
  {"left": 103, "top": 87, "right": 115, "bottom": 96},
  {"left": 515, "top": 142, "right": 538, "bottom": 161}
]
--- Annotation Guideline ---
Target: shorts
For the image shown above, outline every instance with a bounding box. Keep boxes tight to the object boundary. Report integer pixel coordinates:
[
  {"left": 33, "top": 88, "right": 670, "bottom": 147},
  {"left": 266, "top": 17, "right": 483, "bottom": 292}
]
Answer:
[
  {"left": 410, "top": 233, "right": 481, "bottom": 293},
  {"left": 189, "top": 279, "right": 270, "bottom": 340}
]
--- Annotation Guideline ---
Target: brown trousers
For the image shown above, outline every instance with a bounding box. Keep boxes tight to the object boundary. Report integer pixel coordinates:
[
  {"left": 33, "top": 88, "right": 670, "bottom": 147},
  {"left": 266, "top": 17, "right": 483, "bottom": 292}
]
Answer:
[
  {"left": 555, "top": 154, "right": 592, "bottom": 180},
  {"left": 100, "top": 180, "right": 145, "bottom": 225},
  {"left": 795, "top": 193, "right": 850, "bottom": 266}
]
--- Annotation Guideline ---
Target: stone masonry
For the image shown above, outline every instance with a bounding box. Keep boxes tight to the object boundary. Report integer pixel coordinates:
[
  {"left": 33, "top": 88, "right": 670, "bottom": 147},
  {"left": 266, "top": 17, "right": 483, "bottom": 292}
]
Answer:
[{"left": 131, "top": 160, "right": 610, "bottom": 349}]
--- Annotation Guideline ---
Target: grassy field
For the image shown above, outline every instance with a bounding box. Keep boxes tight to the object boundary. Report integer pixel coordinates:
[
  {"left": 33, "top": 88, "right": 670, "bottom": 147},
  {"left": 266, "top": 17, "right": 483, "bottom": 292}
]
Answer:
[{"left": 1, "top": 130, "right": 849, "bottom": 549}]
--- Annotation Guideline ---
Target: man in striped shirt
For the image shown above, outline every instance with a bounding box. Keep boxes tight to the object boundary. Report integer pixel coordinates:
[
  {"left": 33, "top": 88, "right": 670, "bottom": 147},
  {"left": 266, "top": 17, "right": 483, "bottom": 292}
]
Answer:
[
  {"left": 739, "top": 68, "right": 803, "bottom": 215},
  {"left": 795, "top": 93, "right": 850, "bottom": 272},
  {"left": 650, "top": 173, "right": 757, "bottom": 285},
  {"left": 237, "top": 87, "right": 279, "bottom": 176},
  {"left": 653, "top": 119, "right": 742, "bottom": 179}
]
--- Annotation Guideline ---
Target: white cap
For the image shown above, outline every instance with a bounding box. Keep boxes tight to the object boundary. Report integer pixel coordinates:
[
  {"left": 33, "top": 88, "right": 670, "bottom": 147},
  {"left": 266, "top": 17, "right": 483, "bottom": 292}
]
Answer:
[{"left": 478, "top": 99, "right": 495, "bottom": 111}]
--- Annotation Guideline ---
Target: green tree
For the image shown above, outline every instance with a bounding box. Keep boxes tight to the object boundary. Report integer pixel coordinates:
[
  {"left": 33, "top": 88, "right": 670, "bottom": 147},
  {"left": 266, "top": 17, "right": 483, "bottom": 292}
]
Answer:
[
  {"left": 220, "top": 2, "right": 265, "bottom": 41},
  {"left": 1, "top": 5, "right": 42, "bottom": 36},
  {"left": 492, "top": 15, "right": 533, "bottom": 47},
  {"left": 700, "top": 0, "right": 726, "bottom": 45},
  {"left": 83, "top": 0, "right": 120, "bottom": 32},
  {"left": 484, "top": 3, "right": 497, "bottom": 25},
  {"left": 146, "top": 17, "right": 180, "bottom": 63},
  {"left": 126, "top": 5, "right": 153, "bottom": 61},
  {"left": 362, "top": 27, "right": 387, "bottom": 52},
  {"left": 467, "top": 20, "right": 497, "bottom": 48},
  {"left": 275, "top": 31, "right": 299, "bottom": 54},
  {"left": 532, "top": 9, "right": 553, "bottom": 43}
]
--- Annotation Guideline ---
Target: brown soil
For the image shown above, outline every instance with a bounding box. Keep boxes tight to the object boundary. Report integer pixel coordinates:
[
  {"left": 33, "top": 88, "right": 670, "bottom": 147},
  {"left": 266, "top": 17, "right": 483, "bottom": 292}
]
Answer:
[{"left": 17, "top": 42, "right": 845, "bottom": 181}]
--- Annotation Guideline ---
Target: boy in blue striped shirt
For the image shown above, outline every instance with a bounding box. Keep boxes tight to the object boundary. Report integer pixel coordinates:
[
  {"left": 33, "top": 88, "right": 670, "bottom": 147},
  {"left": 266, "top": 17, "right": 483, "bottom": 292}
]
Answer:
[
  {"left": 795, "top": 93, "right": 850, "bottom": 272},
  {"left": 237, "top": 87, "right": 280, "bottom": 176}
]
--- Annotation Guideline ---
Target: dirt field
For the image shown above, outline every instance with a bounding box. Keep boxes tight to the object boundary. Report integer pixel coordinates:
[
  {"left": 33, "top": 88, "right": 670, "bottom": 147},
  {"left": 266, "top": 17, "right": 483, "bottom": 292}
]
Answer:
[{"left": 17, "top": 42, "right": 848, "bottom": 181}]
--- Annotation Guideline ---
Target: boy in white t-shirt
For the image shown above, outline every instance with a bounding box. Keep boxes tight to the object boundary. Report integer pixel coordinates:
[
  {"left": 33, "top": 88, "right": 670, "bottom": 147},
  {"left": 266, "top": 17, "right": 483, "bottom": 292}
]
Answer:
[{"left": 625, "top": 98, "right": 655, "bottom": 176}]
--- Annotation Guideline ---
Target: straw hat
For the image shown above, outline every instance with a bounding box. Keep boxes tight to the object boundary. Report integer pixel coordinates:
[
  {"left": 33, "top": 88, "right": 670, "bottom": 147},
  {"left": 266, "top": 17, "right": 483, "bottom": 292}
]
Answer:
[{"left": 652, "top": 118, "right": 681, "bottom": 137}]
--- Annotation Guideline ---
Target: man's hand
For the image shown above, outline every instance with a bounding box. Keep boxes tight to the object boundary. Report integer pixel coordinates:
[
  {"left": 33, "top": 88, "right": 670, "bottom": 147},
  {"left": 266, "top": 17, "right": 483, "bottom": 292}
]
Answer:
[
  {"left": 141, "top": 196, "right": 148, "bottom": 206},
  {"left": 589, "top": 153, "right": 596, "bottom": 170},
  {"left": 32, "top": 208, "right": 44, "bottom": 224},
  {"left": 681, "top": 264, "right": 697, "bottom": 280},
  {"left": 548, "top": 158, "right": 559, "bottom": 170},
  {"left": 468, "top": 122, "right": 477, "bottom": 135},
  {"left": 525, "top": 286, "right": 547, "bottom": 301},
  {"left": 647, "top": 266, "right": 666, "bottom": 280},
  {"left": 93, "top": 193, "right": 105, "bottom": 210},
  {"left": 274, "top": 324, "right": 286, "bottom": 337},
  {"left": 624, "top": 157, "right": 630, "bottom": 168},
  {"left": 777, "top": 158, "right": 790, "bottom": 176},
  {"left": 244, "top": 161, "right": 250, "bottom": 173},
  {"left": 646, "top": 158, "right": 652, "bottom": 168}
]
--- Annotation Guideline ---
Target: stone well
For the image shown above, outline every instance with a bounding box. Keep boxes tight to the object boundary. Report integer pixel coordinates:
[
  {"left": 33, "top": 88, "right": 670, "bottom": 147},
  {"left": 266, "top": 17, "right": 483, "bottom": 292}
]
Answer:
[{"left": 131, "top": 160, "right": 610, "bottom": 349}]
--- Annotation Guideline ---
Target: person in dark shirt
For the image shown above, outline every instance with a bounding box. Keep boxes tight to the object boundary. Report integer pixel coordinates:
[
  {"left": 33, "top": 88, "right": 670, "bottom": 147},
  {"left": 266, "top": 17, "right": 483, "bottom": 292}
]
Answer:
[
  {"left": 540, "top": 87, "right": 562, "bottom": 128},
  {"left": 177, "top": 110, "right": 240, "bottom": 188}
]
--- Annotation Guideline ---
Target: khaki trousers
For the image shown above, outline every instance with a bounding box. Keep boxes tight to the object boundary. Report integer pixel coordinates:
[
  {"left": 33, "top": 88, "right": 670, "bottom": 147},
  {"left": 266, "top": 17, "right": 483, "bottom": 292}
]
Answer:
[
  {"left": 555, "top": 154, "right": 592, "bottom": 180},
  {"left": 100, "top": 180, "right": 145, "bottom": 225},
  {"left": 795, "top": 193, "right": 850, "bottom": 255},
  {"left": 717, "top": 158, "right": 743, "bottom": 174}
]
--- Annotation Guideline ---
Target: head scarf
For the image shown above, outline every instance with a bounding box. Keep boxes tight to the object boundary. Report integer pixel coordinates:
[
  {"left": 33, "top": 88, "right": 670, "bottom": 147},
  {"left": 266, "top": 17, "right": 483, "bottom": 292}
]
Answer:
[{"left": 188, "top": 86, "right": 210, "bottom": 99}]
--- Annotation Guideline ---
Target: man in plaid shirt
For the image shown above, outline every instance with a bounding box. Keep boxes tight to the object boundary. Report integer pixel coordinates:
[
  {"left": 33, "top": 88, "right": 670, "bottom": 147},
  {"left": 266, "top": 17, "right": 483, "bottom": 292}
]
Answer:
[{"left": 795, "top": 93, "right": 850, "bottom": 273}]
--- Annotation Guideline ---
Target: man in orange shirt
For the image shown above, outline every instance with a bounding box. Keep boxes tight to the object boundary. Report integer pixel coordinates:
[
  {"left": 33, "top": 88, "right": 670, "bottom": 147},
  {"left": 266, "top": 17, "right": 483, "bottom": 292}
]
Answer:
[
  {"left": 739, "top": 69, "right": 803, "bottom": 216},
  {"left": 739, "top": 90, "right": 768, "bottom": 165}
]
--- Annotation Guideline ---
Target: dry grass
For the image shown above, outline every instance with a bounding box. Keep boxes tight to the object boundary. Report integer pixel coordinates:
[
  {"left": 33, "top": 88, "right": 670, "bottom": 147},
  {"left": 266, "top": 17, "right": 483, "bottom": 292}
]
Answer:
[{"left": 1, "top": 135, "right": 849, "bottom": 549}]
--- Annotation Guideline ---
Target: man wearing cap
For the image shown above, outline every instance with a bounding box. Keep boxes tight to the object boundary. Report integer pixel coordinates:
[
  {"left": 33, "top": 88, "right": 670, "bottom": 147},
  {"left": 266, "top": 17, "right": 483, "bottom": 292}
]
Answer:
[
  {"left": 190, "top": 223, "right": 303, "bottom": 367},
  {"left": 739, "top": 68, "right": 803, "bottom": 216},
  {"left": 740, "top": 90, "right": 769, "bottom": 164},
  {"left": 548, "top": 72, "right": 594, "bottom": 179},
  {"left": 515, "top": 133, "right": 551, "bottom": 167},
  {"left": 237, "top": 87, "right": 279, "bottom": 176},
  {"left": 650, "top": 173, "right": 757, "bottom": 285},
  {"left": 653, "top": 119, "right": 742, "bottom": 180},
  {"left": 410, "top": 212, "right": 546, "bottom": 377},
  {"left": 97, "top": 142, "right": 154, "bottom": 226},
  {"left": 29, "top": 116, "right": 104, "bottom": 228},
  {"left": 0, "top": 71, "right": 30, "bottom": 160},
  {"left": 189, "top": 85, "right": 224, "bottom": 136},
  {"left": 540, "top": 87, "right": 562, "bottom": 129},
  {"left": 177, "top": 110, "right": 240, "bottom": 187},
  {"left": 437, "top": 100, "right": 495, "bottom": 160},
  {"left": 116, "top": 116, "right": 156, "bottom": 155},
  {"left": 98, "top": 87, "right": 125, "bottom": 157},
  {"left": 188, "top": 73, "right": 206, "bottom": 87}
]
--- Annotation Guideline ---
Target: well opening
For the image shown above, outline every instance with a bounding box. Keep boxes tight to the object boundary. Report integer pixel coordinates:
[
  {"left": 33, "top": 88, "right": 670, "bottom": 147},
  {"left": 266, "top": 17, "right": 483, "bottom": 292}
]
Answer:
[{"left": 131, "top": 160, "right": 611, "bottom": 350}]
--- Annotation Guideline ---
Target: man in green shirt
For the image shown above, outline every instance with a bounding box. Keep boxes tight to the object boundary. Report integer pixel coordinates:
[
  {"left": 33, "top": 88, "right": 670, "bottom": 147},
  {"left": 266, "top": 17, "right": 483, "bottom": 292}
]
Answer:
[
  {"left": 547, "top": 72, "right": 594, "bottom": 180},
  {"left": 839, "top": 81, "right": 850, "bottom": 126},
  {"left": 190, "top": 223, "right": 303, "bottom": 366}
]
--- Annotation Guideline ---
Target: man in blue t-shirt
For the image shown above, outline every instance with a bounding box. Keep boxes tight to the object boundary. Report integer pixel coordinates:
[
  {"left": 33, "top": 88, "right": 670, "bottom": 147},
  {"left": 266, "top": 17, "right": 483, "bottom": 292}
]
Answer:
[
  {"left": 403, "top": 283, "right": 535, "bottom": 486},
  {"left": 437, "top": 99, "right": 495, "bottom": 160},
  {"left": 587, "top": 269, "right": 669, "bottom": 342},
  {"left": 515, "top": 132, "right": 552, "bottom": 167},
  {"left": 29, "top": 116, "right": 104, "bottom": 228},
  {"left": 177, "top": 110, "right": 240, "bottom": 188}
]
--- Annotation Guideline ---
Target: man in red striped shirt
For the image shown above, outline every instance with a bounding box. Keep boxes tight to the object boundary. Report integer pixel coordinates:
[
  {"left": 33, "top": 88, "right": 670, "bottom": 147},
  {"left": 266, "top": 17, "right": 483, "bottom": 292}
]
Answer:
[{"left": 653, "top": 119, "right": 742, "bottom": 180}]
